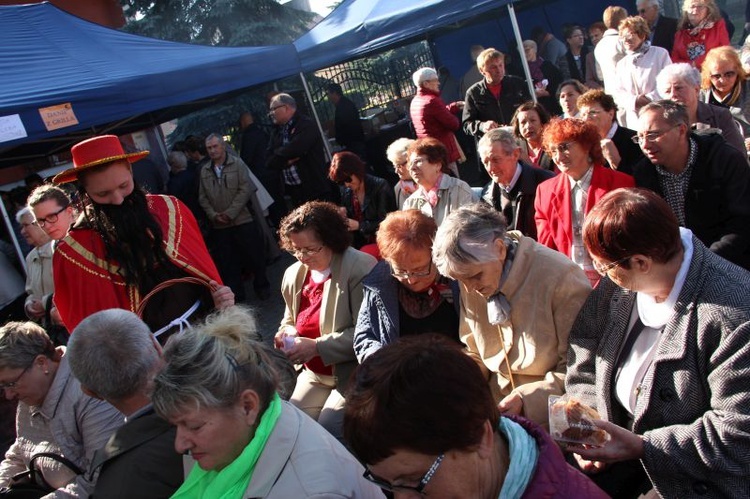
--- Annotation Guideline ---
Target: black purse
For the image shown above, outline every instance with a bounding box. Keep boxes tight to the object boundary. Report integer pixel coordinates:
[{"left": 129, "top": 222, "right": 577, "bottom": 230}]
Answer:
[
  {"left": 43, "top": 295, "right": 69, "bottom": 347},
  {"left": 0, "top": 452, "right": 82, "bottom": 498}
]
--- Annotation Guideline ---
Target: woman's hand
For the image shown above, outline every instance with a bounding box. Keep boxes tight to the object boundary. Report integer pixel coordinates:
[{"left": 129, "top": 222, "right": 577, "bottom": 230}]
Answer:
[
  {"left": 210, "top": 281, "right": 235, "bottom": 309},
  {"left": 567, "top": 419, "right": 645, "bottom": 464},
  {"left": 572, "top": 453, "right": 609, "bottom": 474},
  {"left": 497, "top": 392, "right": 523, "bottom": 415},
  {"left": 25, "top": 300, "right": 45, "bottom": 319},
  {"left": 600, "top": 138, "right": 621, "bottom": 169},
  {"left": 346, "top": 218, "right": 360, "bottom": 231},
  {"left": 284, "top": 337, "right": 318, "bottom": 364}
]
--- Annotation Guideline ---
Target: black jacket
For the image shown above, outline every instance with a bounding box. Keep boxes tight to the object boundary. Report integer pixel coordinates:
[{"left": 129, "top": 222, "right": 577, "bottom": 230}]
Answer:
[
  {"left": 334, "top": 96, "right": 365, "bottom": 148},
  {"left": 651, "top": 15, "right": 678, "bottom": 53},
  {"left": 340, "top": 174, "right": 396, "bottom": 248},
  {"left": 556, "top": 46, "right": 590, "bottom": 83},
  {"left": 267, "top": 112, "right": 330, "bottom": 200},
  {"left": 462, "top": 76, "right": 531, "bottom": 137},
  {"left": 633, "top": 133, "right": 750, "bottom": 269},
  {"left": 609, "top": 125, "right": 644, "bottom": 176},
  {"left": 480, "top": 161, "right": 555, "bottom": 240},
  {"left": 239, "top": 123, "right": 269, "bottom": 174}
]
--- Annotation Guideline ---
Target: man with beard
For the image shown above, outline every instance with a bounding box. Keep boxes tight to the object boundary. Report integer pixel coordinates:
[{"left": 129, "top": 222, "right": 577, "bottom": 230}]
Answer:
[{"left": 51, "top": 135, "right": 234, "bottom": 334}]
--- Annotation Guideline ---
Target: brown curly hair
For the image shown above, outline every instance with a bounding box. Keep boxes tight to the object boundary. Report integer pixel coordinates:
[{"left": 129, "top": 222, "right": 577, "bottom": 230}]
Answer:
[{"left": 278, "top": 201, "right": 351, "bottom": 254}]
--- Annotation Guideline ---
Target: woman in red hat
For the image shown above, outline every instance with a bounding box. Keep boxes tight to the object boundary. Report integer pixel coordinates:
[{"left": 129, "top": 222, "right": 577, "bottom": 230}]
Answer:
[{"left": 51, "top": 135, "right": 234, "bottom": 337}]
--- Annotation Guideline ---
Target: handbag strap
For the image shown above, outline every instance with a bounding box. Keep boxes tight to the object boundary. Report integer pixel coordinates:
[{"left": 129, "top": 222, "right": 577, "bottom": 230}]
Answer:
[
  {"left": 136, "top": 277, "right": 216, "bottom": 318},
  {"left": 28, "top": 452, "right": 83, "bottom": 490}
]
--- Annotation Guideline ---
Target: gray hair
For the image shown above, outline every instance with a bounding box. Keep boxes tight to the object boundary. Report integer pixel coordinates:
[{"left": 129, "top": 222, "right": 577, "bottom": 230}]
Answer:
[
  {"left": 68, "top": 309, "right": 159, "bottom": 402},
  {"left": 15, "top": 206, "right": 32, "bottom": 224},
  {"left": 522, "top": 39, "right": 537, "bottom": 51},
  {"left": 0, "top": 322, "right": 55, "bottom": 370},
  {"left": 205, "top": 133, "right": 225, "bottom": 144},
  {"left": 433, "top": 203, "right": 508, "bottom": 278},
  {"left": 477, "top": 127, "right": 520, "bottom": 161},
  {"left": 151, "top": 307, "right": 278, "bottom": 419},
  {"left": 386, "top": 138, "right": 415, "bottom": 164},
  {"left": 271, "top": 93, "right": 297, "bottom": 109},
  {"left": 636, "top": 0, "right": 660, "bottom": 8},
  {"left": 167, "top": 151, "right": 187, "bottom": 172},
  {"left": 656, "top": 63, "right": 701, "bottom": 94},
  {"left": 638, "top": 99, "right": 690, "bottom": 127},
  {"left": 412, "top": 67, "right": 438, "bottom": 87}
]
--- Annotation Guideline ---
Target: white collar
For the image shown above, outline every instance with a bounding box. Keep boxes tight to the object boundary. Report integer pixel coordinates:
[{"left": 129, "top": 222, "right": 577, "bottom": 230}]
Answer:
[
  {"left": 636, "top": 227, "right": 694, "bottom": 328},
  {"left": 606, "top": 122, "right": 618, "bottom": 139},
  {"left": 501, "top": 163, "right": 523, "bottom": 192}
]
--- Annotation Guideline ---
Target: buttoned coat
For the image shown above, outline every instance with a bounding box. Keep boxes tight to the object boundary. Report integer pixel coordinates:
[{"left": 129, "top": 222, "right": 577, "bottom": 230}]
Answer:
[
  {"left": 534, "top": 164, "right": 635, "bottom": 257},
  {"left": 279, "top": 247, "right": 377, "bottom": 394},
  {"left": 566, "top": 237, "right": 750, "bottom": 498}
]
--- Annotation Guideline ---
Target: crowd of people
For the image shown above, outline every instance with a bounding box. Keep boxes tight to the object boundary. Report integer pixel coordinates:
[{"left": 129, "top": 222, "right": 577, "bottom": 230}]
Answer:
[{"left": 1, "top": 0, "right": 750, "bottom": 497}]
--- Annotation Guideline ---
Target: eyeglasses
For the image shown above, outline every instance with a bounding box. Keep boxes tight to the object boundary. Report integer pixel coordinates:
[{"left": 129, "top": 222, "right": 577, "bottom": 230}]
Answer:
[
  {"left": 391, "top": 260, "right": 433, "bottom": 280},
  {"left": 688, "top": 4, "right": 707, "bottom": 10},
  {"left": 363, "top": 453, "right": 444, "bottom": 494},
  {"left": 0, "top": 365, "right": 31, "bottom": 390},
  {"left": 268, "top": 104, "right": 287, "bottom": 114},
  {"left": 547, "top": 142, "right": 573, "bottom": 155},
  {"left": 637, "top": 8, "right": 648, "bottom": 13},
  {"left": 393, "top": 160, "right": 408, "bottom": 169},
  {"left": 709, "top": 71, "right": 737, "bottom": 81},
  {"left": 289, "top": 245, "right": 324, "bottom": 259},
  {"left": 593, "top": 256, "right": 631, "bottom": 275},
  {"left": 34, "top": 206, "right": 67, "bottom": 228},
  {"left": 631, "top": 125, "right": 679, "bottom": 144}
]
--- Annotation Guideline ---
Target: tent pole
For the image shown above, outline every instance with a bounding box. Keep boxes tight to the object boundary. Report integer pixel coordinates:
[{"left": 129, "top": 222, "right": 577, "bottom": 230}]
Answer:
[
  {"left": 299, "top": 72, "right": 333, "bottom": 162},
  {"left": 0, "top": 197, "right": 27, "bottom": 274},
  {"left": 507, "top": 2, "right": 537, "bottom": 105}
]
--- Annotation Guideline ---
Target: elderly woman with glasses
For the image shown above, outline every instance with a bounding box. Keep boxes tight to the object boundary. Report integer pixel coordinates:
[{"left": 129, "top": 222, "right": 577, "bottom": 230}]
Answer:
[
  {"left": 328, "top": 151, "right": 396, "bottom": 249},
  {"left": 612, "top": 16, "right": 672, "bottom": 129},
  {"left": 700, "top": 45, "right": 750, "bottom": 133},
  {"left": 353, "top": 210, "right": 460, "bottom": 362},
  {"left": 152, "top": 307, "right": 384, "bottom": 498},
  {"left": 0, "top": 322, "right": 122, "bottom": 497},
  {"left": 402, "top": 137, "right": 475, "bottom": 226},
  {"left": 274, "top": 201, "right": 377, "bottom": 440},
  {"left": 534, "top": 118, "right": 635, "bottom": 285},
  {"left": 565, "top": 188, "right": 750, "bottom": 498},
  {"left": 432, "top": 203, "right": 591, "bottom": 427},
  {"left": 345, "top": 335, "right": 608, "bottom": 498},
  {"left": 385, "top": 138, "right": 416, "bottom": 207},
  {"left": 672, "top": 0, "right": 729, "bottom": 70}
]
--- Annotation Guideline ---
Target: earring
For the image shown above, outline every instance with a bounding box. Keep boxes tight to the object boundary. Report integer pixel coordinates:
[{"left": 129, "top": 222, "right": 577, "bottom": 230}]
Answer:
[{"left": 44, "top": 371, "right": 49, "bottom": 375}]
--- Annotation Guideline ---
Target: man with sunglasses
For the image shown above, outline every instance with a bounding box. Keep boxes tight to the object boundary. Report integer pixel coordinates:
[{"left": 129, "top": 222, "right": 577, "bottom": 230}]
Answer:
[{"left": 633, "top": 99, "right": 750, "bottom": 270}]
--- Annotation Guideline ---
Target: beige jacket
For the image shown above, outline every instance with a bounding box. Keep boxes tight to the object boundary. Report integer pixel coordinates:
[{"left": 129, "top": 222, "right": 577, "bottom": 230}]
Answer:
[
  {"left": 198, "top": 154, "right": 254, "bottom": 228},
  {"left": 402, "top": 174, "right": 476, "bottom": 226},
  {"left": 24, "top": 241, "right": 54, "bottom": 316},
  {"left": 459, "top": 233, "right": 591, "bottom": 427},
  {"left": 279, "top": 247, "right": 377, "bottom": 393}
]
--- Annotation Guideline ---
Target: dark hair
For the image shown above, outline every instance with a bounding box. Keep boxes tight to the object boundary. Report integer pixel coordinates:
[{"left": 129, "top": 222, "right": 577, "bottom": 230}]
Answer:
[
  {"left": 589, "top": 21, "right": 606, "bottom": 33},
  {"left": 556, "top": 79, "right": 588, "bottom": 100},
  {"left": 184, "top": 136, "right": 207, "bottom": 155},
  {"left": 326, "top": 83, "right": 343, "bottom": 96},
  {"left": 279, "top": 201, "right": 351, "bottom": 254},
  {"left": 376, "top": 210, "right": 437, "bottom": 262},
  {"left": 512, "top": 101, "right": 551, "bottom": 138},
  {"left": 583, "top": 188, "right": 682, "bottom": 267},
  {"left": 328, "top": 151, "right": 366, "bottom": 183},
  {"left": 408, "top": 137, "right": 449, "bottom": 171},
  {"left": 563, "top": 24, "right": 584, "bottom": 40},
  {"left": 27, "top": 184, "right": 71, "bottom": 209},
  {"left": 344, "top": 335, "right": 499, "bottom": 464},
  {"left": 542, "top": 117, "right": 604, "bottom": 165}
]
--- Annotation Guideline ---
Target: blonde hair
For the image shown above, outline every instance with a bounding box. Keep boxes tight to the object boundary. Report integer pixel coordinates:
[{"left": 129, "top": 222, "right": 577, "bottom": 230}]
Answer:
[
  {"left": 678, "top": 0, "right": 721, "bottom": 30},
  {"left": 700, "top": 46, "right": 747, "bottom": 106},
  {"left": 477, "top": 49, "right": 504, "bottom": 71},
  {"left": 619, "top": 16, "right": 651, "bottom": 39}
]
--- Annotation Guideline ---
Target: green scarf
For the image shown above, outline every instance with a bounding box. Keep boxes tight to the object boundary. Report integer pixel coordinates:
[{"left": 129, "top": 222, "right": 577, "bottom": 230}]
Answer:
[{"left": 171, "top": 393, "right": 282, "bottom": 499}]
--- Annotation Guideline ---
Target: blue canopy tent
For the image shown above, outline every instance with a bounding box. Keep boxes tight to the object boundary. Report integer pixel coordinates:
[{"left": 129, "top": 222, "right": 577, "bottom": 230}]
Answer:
[{"left": 0, "top": 2, "right": 302, "bottom": 165}]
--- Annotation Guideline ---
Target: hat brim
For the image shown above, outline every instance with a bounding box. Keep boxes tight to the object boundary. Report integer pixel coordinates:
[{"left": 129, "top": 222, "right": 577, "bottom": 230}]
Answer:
[{"left": 53, "top": 150, "right": 150, "bottom": 185}]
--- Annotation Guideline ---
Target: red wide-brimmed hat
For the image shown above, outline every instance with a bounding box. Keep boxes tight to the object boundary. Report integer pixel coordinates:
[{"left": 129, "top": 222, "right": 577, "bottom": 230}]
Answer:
[{"left": 53, "top": 135, "right": 149, "bottom": 184}]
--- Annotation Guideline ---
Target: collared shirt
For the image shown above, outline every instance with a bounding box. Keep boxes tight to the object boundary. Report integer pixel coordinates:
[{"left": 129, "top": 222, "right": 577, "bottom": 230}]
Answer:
[
  {"left": 281, "top": 117, "right": 302, "bottom": 186},
  {"left": 568, "top": 166, "right": 594, "bottom": 274},
  {"left": 500, "top": 163, "right": 523, "bottom": 193},
  {"left": 655, "top": 137, "right": 697, "bottom": 226},
  {"left": 605, "top": 121, "right": 618, "bottom": 139}
]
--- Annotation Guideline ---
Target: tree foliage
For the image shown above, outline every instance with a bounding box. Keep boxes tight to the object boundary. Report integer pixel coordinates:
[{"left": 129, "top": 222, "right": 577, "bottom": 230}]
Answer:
[{"left": 120, "top": 0, "right": 313, "bottom": 46}]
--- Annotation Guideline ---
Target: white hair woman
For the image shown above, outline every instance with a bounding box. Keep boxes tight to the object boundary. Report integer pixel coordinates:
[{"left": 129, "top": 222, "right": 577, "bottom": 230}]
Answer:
[
  {"left": 151, "top": 307, "right": 383, "bottom": 498},
  {"left": 385, "top": 138, "right": 416, "bottom": 207},
  {"left": 432, "top": 203, "right": 591, "bottom": 427}
]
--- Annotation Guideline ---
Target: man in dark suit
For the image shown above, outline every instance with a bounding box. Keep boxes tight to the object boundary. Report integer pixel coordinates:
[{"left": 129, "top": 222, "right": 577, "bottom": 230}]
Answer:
[
  {"left": 637, "top": 0, "right": 678, "bottom": 53},
  {"left": 67, "top": 309, "right": 183, "bottom": 499},
  {"left": 478, "top": 128, "right": 554, "bottom": 240}
]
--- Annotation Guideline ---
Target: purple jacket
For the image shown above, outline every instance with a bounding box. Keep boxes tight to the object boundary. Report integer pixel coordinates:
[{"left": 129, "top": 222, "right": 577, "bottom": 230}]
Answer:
[{"left": 504, "top": 414, "right": 609, "bottom": 499}]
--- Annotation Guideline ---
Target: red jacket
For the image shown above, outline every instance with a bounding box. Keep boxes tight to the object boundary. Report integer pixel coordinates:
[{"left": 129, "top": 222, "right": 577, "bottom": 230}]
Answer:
[
  {"left": 534, "top": 164, "right": 635, "bottom": 256},
  {"left": 410, "top": 87, "right": 462, "bottom": 163},
  {"left": 671, "top": 18, "right": 730, "bottom": 70},
  {"left": 53, "top": 195, "right": 222, "bottom": 332}
]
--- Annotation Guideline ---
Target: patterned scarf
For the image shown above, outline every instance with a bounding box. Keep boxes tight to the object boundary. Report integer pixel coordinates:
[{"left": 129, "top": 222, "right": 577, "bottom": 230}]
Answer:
[{"left": 398, "top": 275, "right": 453, "bottom": 319}]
